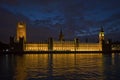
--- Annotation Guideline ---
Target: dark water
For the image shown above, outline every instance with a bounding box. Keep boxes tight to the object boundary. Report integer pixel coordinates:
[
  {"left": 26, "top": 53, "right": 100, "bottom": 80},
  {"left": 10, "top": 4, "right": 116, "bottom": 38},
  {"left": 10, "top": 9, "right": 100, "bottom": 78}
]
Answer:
[{"left": 0, "top": 53, "right": 120, "bottom": 80}]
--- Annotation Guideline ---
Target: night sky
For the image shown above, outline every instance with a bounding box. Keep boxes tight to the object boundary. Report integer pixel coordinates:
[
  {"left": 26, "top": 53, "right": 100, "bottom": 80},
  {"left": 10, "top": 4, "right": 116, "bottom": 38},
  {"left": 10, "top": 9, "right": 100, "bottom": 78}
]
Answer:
[{"left": 0, "top": 0, "right": 120, "bottom": 43}]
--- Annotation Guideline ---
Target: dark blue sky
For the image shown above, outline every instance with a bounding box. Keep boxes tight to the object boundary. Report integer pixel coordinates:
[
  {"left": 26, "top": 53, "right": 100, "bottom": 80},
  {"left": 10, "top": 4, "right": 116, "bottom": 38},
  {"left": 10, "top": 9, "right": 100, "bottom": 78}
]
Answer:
[{"left": 0, "top": 0, "right": 120, "bottom": 43}]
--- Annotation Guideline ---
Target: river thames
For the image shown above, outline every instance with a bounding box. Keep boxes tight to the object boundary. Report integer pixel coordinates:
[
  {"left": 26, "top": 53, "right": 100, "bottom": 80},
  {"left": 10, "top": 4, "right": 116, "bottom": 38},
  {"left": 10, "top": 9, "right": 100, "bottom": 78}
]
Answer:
[{"left": 0, "top": 53, "right": 120, "bottom": 80}]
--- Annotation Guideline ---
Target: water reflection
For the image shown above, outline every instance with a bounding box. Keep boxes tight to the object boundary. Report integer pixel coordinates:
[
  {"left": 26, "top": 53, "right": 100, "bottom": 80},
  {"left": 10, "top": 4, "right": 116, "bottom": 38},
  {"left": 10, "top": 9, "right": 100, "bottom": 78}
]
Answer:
[
  {"left": 0, "top": 53, "right": 120, "bottom": 80},
  {"left": 102, "top": 53, "right": 120, "bottom": 80},
  {"left": 0, "top": 54, "right": 15, "bottom": 80}
]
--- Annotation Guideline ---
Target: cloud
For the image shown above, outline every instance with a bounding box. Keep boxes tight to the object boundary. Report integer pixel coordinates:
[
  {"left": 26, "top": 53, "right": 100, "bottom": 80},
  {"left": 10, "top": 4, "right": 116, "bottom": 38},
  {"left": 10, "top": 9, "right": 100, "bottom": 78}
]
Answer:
[{"left": 0, "top": 0, "right": 120, "bottom": 42}]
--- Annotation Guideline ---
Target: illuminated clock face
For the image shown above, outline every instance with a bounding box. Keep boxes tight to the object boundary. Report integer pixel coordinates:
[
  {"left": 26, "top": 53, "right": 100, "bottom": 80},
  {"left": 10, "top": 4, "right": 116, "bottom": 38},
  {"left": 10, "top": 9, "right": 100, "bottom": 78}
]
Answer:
[
  {"left": 102, "top": 34, "right": 104, "bottom": 36},
  {"left": 99, "top": 33, "right": 104, "bottom": 37}
]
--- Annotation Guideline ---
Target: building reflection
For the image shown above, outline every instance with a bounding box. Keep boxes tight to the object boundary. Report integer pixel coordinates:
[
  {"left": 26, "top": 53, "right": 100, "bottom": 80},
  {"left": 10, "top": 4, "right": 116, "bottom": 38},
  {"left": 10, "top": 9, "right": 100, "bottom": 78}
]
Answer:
[
  {"left": 13, "top": 53, "right": 104, "bottom": 80},
  {"left": 47, "top": 53, "right": 53, "bottom": 80},
  {"left": 102, "top": 53, "right": 120, "bottom": 80},
  {"left": 15, "top": 55, "right": 27, "bottom": 80},
  {"left": 15, "top": 54, "right": 49, "bottom": 80},
  {"left": 1, "top": 53, "right": 120, "bottom": 80}
]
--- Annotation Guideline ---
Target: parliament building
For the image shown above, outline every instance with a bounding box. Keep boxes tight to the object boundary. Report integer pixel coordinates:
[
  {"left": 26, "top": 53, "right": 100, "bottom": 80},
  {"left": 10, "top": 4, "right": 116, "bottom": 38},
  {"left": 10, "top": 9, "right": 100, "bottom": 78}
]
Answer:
[{"left": 10, "top": 22, "right": 112, "bottom": 52}]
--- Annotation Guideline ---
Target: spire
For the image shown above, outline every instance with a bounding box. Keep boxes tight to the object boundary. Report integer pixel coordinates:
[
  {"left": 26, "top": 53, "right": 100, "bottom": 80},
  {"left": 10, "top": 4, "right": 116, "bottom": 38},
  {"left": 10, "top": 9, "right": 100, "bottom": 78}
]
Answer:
[
  {"left": 60, "top": 29, "right": 63, "bottom": 36},
  {"left": 59, "top": 29, "right": 64, "bottom": 41},
  {"left": 100, "top": 26, "right": 104, "bottom": 32}
]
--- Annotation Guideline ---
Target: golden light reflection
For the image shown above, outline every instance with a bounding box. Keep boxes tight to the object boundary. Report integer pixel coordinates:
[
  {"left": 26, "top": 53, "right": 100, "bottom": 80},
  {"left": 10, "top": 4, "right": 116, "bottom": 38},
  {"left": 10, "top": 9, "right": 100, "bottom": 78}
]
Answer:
[
  {"left": 14, "top": 53, "right": 107, "bottom": 80},
  {"left": 15, "top": 54, "right": 49, "bottom": 80}
]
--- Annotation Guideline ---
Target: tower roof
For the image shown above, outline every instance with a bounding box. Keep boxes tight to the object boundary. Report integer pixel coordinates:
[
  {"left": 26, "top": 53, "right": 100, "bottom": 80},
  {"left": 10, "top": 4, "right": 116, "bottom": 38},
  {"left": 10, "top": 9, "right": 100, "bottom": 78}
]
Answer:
[
  {"left": 60, "top": 29, "right": 63, "bottom": 35},
  {"left": 100, "top": 26, "right": 104, "bottom": 32},
  {"left": 59, "top": 29, "right": 64, "bottom": 41}
]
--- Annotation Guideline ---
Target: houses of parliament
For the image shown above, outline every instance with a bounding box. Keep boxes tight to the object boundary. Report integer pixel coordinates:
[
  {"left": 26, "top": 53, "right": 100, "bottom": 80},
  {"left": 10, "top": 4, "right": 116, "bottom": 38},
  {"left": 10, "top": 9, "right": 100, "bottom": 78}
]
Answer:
[{"left": 9, "top": 22, "right": 112, "bottom": 52}]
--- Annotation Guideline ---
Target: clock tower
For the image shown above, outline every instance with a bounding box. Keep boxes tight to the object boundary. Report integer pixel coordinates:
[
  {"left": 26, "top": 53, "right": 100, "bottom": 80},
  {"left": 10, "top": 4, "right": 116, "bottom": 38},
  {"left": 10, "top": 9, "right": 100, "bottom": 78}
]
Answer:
[
  {"left": 16, "top": 22, "right": 26, "bottom": 42},
  {"left": 99, "top": 27, "right": 104, "bottom": 44}
]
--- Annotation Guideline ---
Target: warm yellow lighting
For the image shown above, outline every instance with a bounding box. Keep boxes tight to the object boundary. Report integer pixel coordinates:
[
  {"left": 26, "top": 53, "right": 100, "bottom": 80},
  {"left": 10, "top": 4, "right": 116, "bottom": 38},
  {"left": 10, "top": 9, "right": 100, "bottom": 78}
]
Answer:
[
  {"left": 19, "top": 25, "right": 24, "bottom": 28},
  {"left": 15, "top": 21, "right": 106, "bottom": 52},
  {"left": 17, "top": 22, "right": 26, "bottom": 42},
  {"left": 24, "top": 42, "right": 102, "bottom": 51},
  {"left": 24, "top": 43, "right": 48, "bottom": 51}
]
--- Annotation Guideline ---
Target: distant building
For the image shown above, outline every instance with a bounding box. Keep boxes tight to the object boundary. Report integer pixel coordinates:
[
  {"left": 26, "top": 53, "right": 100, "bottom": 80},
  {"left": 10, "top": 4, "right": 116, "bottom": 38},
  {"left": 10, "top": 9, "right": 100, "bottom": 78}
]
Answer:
[{"left": 9, "top": 21, "right": 115, "bottom": 53}]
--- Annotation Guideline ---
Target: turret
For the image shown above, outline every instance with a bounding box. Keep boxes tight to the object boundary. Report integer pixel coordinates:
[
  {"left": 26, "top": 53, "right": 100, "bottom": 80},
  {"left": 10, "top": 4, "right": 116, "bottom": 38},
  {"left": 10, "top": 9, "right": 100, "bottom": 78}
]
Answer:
[
  {"left": 74, "top": 38, "right": 79, "bottom": 51},
  {"left": 48, "top": 37, "right": 53, "bottom": 51},
  {"left": 59, "top": 29, "right": 64, "bottom": 41}
]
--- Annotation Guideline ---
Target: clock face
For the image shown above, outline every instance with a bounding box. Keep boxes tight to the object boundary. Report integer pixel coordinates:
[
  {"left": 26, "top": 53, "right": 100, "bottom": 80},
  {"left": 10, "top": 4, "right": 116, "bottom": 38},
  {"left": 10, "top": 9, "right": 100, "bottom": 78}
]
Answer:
[
  {"left": 99, "top": 32, "right": 104, "bottom": 37},
  {"left": 101, "top": 33, "right": 104, "bottom": 36}
]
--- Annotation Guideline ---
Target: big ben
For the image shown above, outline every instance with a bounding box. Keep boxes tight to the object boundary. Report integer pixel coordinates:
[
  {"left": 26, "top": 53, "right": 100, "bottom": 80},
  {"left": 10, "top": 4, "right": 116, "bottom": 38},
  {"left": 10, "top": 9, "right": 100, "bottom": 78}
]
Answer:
[{"left": 99, "top": 27, "right": 104, "bottom": 44}]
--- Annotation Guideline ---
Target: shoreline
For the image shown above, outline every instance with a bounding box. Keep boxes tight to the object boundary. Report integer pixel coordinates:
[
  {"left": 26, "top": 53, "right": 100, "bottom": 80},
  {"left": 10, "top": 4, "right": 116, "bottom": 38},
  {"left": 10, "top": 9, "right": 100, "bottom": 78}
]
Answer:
[{"left": 1, "top": 50, "right": 120, "bottom": 54}]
